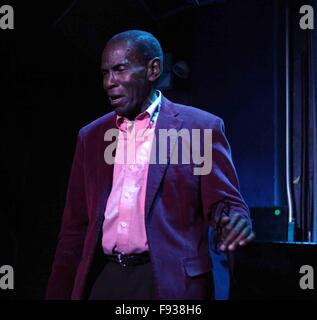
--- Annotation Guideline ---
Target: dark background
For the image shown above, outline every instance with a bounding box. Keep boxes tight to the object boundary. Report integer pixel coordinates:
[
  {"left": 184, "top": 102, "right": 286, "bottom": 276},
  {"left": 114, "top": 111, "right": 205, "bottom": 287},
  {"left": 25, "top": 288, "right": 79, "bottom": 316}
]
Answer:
[{"left": 0, "top": 0, "right": 315, "bottom": 299}]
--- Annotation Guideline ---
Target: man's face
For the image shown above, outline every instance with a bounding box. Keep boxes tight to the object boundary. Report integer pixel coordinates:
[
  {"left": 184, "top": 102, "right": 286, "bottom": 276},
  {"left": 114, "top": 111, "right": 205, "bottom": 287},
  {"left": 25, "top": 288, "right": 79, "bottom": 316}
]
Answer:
[{"left": 101, "top": 40, "right": 151, "bottom": 118}]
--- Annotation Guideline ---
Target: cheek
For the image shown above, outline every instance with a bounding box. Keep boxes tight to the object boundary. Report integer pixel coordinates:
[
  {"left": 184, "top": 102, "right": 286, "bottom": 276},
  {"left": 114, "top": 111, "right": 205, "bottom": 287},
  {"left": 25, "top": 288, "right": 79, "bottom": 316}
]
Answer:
[
  {"left": 121, "top": 71, "right": 147, "bottom": 104},
  {"left": 103, "top": 77, "right": 108, "bottom": 90},
  {"left": 126, "top": 79, "right": 145, "bottom": 98}
]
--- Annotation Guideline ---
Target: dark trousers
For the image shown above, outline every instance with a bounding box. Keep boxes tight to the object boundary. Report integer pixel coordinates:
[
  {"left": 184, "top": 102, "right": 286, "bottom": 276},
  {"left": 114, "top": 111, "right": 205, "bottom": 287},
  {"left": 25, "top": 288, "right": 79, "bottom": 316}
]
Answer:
[{"left": 88, "top": 261, "right": 156, "bottom": 300}]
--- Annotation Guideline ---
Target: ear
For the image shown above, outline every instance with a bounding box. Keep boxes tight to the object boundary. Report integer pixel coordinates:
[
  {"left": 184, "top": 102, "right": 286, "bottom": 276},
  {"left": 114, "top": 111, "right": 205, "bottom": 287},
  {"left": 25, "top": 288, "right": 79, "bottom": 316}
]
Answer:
[{"left": 147, "top": 58, "right": 161, "bottom": 83}]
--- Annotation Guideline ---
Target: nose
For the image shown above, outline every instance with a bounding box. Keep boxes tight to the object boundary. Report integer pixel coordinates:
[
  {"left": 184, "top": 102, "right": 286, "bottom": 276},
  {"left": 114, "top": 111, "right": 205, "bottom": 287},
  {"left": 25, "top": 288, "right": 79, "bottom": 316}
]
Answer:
[{"left": 104, "top": 70, "right": 118, "bottom": 91}]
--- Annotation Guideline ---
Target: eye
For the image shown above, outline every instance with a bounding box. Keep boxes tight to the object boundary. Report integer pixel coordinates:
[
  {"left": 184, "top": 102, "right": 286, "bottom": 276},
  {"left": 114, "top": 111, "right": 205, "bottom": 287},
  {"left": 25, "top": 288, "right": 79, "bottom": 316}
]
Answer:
[{"left": 116, "top": 65, "right": 127, "bottom": 72}]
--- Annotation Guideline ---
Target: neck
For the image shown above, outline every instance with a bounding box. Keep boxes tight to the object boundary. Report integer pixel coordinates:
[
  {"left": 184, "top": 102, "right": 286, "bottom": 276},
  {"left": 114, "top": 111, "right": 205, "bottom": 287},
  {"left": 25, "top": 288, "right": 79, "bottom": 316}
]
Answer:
[
  {"left": 126, "top": 89, "right": 157, "bottom": 120},
  {"left": 142, "top": 89, "right": 157, "bottom": 111}
]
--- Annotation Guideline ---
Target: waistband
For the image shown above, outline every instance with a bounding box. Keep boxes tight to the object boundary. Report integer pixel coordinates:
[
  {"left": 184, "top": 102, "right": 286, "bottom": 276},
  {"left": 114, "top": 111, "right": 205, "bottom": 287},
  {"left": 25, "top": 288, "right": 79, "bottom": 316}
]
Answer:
[{"left": 104, "top": 252, "right": 150, "bottom": 267}]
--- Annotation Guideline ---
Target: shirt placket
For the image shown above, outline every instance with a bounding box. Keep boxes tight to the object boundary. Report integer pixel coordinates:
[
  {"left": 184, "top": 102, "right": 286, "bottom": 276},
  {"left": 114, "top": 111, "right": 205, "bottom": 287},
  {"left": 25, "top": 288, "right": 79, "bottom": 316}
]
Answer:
[{"left": 116, "top": 120, "right": 138, "bottom": 253}]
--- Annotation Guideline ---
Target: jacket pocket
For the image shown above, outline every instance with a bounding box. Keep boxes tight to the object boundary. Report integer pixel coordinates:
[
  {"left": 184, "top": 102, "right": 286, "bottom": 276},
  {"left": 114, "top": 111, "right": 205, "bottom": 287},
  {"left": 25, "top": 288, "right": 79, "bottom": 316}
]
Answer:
[{"left": 183, "top": 254, "right": 212, "bottom": 277}]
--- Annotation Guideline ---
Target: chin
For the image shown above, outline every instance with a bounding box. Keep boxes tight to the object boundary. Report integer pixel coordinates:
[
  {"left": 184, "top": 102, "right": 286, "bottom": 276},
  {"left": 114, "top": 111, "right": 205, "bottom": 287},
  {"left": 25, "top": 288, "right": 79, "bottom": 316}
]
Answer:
[
  {"left": 115, "top": 105, "right": 136, "bottom": 119},
  {"left": 113, "top": 104, "right": 127, "bottom": 116}
]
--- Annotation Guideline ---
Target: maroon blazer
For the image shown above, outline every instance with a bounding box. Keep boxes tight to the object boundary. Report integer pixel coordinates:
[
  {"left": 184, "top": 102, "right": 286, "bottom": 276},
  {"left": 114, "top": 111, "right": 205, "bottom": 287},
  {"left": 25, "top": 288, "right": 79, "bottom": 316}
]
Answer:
[{"left": 46, "top": 96, "right": 250, "bottom": 300}]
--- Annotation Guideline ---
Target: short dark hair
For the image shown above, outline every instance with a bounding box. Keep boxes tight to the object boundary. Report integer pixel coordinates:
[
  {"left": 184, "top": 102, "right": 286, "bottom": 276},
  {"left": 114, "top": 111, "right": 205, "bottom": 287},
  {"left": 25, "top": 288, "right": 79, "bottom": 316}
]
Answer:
[{"left": 108, "top": 30, "right": 163, "bottom": 67}]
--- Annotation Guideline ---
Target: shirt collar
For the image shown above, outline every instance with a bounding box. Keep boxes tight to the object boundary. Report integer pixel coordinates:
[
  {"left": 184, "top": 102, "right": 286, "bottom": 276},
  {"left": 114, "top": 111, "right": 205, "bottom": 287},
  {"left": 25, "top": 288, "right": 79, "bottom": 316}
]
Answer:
[{"left": 145, "top": 90, "right": 161, "bottom": 121}]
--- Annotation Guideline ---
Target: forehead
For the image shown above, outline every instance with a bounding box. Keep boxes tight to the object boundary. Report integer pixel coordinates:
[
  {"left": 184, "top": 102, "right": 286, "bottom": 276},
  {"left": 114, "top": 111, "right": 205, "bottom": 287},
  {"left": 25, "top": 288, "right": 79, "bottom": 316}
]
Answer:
[{"left": 101, "top": 40, "right": 140, "bottom": 68}]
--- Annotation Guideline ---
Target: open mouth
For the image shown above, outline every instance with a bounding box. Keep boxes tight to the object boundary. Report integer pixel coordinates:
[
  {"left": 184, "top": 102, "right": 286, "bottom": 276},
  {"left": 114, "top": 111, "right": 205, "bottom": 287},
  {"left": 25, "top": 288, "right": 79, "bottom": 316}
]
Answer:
[{"left": 109, "top": 95, "right": 124, "bottom": 105}]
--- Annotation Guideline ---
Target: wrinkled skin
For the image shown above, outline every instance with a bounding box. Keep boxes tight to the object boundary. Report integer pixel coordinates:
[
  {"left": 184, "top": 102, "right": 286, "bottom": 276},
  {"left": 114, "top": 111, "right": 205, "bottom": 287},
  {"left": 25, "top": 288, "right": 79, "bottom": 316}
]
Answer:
[{"left": 101, "top": 40, "right": 161, "bottom": 120}]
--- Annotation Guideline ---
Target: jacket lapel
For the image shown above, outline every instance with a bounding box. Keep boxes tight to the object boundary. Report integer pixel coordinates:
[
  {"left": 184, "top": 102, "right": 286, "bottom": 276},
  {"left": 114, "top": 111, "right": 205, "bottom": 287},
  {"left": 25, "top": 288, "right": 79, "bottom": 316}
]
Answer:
[
  {"left": 145, "top": 96, "right": 183, "bottom": 218},
  {"left": 96, "top": 114, "right": 118, "bottom": 224}
]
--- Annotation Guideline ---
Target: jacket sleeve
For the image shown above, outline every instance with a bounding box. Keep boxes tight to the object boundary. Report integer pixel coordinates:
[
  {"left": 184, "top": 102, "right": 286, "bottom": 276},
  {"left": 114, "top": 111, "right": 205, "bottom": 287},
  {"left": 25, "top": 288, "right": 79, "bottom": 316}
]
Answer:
[
  {"left": 46, "top": 130, "right": 89, "bottom": 299},
  {"left": 201, "top": 117, "right": 251, "bottom": 227}
]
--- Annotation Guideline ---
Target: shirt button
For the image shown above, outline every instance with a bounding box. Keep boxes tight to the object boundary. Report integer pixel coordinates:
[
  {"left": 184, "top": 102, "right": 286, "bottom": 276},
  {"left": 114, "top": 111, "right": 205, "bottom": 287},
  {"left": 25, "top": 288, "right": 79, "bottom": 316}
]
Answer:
[
  {"left": 121, "top": 222, "right": 127, "bottom": 228},
  {"left": 124, "top": 192, "right": 130, "bottom": 199}
]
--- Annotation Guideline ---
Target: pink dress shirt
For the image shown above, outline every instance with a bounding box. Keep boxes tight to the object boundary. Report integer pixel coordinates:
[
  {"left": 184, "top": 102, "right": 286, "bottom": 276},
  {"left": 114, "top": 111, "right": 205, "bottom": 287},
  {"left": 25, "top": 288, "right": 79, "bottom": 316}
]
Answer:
[{"left": 102, "top": 91, "right": 161, "bottom": 254}]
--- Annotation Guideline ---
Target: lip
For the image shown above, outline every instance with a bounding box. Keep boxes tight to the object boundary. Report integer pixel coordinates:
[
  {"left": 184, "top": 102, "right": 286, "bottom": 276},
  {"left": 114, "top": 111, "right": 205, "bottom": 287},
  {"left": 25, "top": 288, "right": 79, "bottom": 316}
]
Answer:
[{"left": 109, "top": 95, "right": 125, "bottom": 106}]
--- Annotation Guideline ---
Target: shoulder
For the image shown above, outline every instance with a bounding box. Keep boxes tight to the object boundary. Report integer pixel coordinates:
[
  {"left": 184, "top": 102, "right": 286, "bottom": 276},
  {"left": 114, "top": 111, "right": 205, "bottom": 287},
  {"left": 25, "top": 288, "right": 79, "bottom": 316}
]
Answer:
[
  {"left": 163, "top": 96, "right": 224, "bottom": 129},
  {"left": 179, "top": 104, "right": 222, "bottom": 123},
  {"left": 78, "top": 111, "right": 116, "bottom": 139}
]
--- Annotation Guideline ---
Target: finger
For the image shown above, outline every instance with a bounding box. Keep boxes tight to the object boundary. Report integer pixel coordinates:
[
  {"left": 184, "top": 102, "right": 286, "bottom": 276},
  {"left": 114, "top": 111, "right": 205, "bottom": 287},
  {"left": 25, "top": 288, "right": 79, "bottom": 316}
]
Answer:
[
  {"left": 239, "top": 231, "right": 256, "bottom": 246},
  {"left": 220, "top": 215, "right": 230, "bottom": 226},
  {"left": 222, "top": 217, "right": 246, "bottom": 243},
  {"left": 219, "top": 216, "right": 245, "bottom": 251},
  {"left": 227, "top": 225, "right": 251, "bottom": 251},
  {"left": 223, "top": 219, "right": 247, "bottom": 249},
  {"left": 225, "top": 213, "right": 240, "bottom": 229},
  {"left": 233, "top": 226, "right": 251, "bottom": 245},
  {"left": 221, "top": 214, "right": 240, "bottom": 239}
]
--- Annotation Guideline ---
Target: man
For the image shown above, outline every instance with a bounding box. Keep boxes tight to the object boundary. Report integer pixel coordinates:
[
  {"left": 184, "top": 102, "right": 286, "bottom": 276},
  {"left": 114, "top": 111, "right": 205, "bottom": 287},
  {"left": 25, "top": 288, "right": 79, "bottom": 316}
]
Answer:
[{"left": 46, "top": 30, "right": 254, "bottom": 300}]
